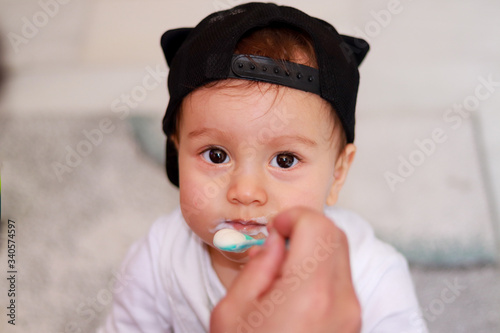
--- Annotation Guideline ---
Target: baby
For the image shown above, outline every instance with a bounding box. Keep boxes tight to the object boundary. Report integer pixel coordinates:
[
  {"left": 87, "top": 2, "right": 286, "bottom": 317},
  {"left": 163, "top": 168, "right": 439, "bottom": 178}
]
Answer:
[{"left": 99, "top": 3, "right": 427, "bottom": 332}]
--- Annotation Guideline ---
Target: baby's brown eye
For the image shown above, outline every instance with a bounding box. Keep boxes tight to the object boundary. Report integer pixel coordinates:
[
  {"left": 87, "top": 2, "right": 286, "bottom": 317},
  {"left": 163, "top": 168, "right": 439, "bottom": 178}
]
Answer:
[
  {"left": 202, "top": 148, "right": 229, "bottom": 164},
  {"left": 272, "top": 153, "right": 298, "bottom": 169}
]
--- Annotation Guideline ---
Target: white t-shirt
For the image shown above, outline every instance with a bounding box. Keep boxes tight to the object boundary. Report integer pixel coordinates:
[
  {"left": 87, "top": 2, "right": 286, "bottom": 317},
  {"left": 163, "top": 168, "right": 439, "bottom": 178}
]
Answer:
[{"left": 98, "top": 206, "right": 428, "bottom": 333}]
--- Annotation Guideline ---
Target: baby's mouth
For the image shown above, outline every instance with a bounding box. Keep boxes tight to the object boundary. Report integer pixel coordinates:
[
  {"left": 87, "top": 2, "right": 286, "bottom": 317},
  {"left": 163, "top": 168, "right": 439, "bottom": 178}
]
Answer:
[
  {"left": 228, "top": 219, "right": 263, "bottom": 231},
  {"left": 212, "top": 219, "right": 269, "bottom": 237}
]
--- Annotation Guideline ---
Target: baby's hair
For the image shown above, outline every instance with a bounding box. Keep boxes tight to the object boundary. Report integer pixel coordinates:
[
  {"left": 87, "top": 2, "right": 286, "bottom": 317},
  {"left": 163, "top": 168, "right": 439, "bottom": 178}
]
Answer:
[
  {"left": 235, "top": 25, "right": 318, "bottom": 68},
  {"left": 176, "top": 24, "right": 347, "bottom": 155}
]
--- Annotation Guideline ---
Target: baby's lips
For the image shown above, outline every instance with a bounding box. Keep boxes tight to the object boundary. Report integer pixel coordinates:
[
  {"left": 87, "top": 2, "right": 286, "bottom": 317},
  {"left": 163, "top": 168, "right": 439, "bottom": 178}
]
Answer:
[
  {"left": 226, "top": 214, "right": 271, "bottom": 225},
  {"left": 219, "top": 220, "right": 267, "bottom": 237},
  {"left": 227, "top": 219, "right": 263, "bottom": 225},
  {"left": 226, "top": 220, "right": 261, "bottom": 231}
]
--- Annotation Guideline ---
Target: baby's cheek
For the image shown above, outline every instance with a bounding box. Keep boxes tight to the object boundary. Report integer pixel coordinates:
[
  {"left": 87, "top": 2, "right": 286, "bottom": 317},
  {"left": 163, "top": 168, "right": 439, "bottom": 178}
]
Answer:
[
  {"left": 179, "top": 172, "right": 227, "bottom": 217},
  {"left": 180, "top": 186, "right": 203, "bottom": 212},
  {"left": 278, "top": 181, "right": 326, "bottom": 212},
  {"left": 179, "top": 177, "right": 206, "bottom": 215}
]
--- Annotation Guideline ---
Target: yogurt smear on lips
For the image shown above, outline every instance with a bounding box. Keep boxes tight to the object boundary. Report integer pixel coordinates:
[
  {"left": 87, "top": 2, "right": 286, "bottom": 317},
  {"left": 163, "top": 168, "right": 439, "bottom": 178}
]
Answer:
[{"left": 210, "top": 217, "right": 269, "bottom": 237}]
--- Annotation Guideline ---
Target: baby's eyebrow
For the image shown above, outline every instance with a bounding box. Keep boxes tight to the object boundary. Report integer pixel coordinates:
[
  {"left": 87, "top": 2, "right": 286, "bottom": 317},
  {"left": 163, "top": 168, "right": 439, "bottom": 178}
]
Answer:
[
  {"left": 276, "top": 135, "right": 317, "bottom": 147},
  {"left": 188, "top": 128, "right": 208, "bottom": 138},
  {"left": 188, "top": 127, "right": 229, "bottom": 139},
  {"left": 188, "top": 127, "right": 317, "bottom": 146}
]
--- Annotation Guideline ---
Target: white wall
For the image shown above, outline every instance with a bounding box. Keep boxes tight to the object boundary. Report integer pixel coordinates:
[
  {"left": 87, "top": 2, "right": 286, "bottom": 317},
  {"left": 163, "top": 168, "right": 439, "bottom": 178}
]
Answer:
[{"left": 1, "top": 0, "right": 498, "bottom": 263}]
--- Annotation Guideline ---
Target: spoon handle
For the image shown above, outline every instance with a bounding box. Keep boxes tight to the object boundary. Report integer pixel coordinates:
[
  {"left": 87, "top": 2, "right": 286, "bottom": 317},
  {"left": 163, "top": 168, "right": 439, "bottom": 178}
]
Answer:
[{"left": 231, "top": 238, "right": 265, "bottom": 252}]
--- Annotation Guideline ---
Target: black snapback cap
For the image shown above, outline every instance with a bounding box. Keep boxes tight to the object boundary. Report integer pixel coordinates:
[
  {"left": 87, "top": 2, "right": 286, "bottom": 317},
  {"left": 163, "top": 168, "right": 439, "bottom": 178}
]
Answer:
[{"left": 161, "top": 2, "right": 369, "bottom": 187}]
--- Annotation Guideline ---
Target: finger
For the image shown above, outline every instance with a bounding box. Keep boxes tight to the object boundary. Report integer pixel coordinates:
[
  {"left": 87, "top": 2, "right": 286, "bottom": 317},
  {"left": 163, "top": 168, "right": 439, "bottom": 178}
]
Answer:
[
  {"left": 225, "top": 229, "right": 286, "bottom": 303},
  {"left": 272, "top": 207, "right": 352, "bottom": 285},
  {"left": 247, "top": 244, "right": 263, "bottom": 258},
  {"left": 272, "top": 206, "right": 325, "bottom": 238}
]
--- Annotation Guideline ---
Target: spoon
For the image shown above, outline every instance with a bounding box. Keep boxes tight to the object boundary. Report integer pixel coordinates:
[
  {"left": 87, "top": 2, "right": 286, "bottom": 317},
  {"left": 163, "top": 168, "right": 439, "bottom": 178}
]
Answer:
[{"left": 213, "top": 229, "right": 265, "bottom": 252}]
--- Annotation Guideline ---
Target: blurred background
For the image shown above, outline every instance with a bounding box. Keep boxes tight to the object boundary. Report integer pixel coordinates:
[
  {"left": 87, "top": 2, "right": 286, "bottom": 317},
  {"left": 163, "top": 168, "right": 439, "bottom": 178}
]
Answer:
[{"left": 0, "top": 0, "right": 499, "bottom": 332}]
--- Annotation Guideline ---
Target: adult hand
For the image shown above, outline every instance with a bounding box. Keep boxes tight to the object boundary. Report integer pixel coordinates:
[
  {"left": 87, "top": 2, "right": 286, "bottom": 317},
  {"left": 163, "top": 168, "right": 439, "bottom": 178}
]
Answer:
[{"left": 210, "top": 206, "right": 361, "bottom": 333}]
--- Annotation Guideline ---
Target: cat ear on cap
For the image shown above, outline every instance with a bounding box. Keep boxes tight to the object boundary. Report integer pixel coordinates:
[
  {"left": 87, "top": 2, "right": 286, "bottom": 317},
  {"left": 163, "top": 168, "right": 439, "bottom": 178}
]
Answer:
[
  {"left": 340, "top": 34, "right": 370, "bottom": 66},
  {"left": 161, "top": 28, "right": 193, "bottom": 67}
]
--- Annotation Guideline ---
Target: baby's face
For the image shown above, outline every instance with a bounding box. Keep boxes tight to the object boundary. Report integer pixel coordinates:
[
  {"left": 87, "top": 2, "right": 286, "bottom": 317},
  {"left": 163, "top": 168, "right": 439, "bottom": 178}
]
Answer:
[{"left": 176, "top": 81, "right": 344, "bottom": 262}]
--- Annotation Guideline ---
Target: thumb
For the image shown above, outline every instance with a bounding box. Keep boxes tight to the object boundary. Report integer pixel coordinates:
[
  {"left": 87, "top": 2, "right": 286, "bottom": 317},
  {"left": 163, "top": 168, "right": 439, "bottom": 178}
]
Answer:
[{"left": 226, "top": 230, "right": 286, "bottom": 303}]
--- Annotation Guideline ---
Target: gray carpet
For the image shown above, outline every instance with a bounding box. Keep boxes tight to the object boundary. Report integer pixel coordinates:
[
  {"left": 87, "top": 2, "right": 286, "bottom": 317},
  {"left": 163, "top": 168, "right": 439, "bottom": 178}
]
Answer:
[{"left": 0, "top": 116, "right": 498, "bottom": 333}]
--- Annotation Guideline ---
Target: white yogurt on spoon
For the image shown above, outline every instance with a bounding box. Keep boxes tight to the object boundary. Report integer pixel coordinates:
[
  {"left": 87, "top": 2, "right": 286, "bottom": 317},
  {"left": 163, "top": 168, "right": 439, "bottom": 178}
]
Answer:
[{"left": 213, "top": 229, "right": 265, "bottom": 252}]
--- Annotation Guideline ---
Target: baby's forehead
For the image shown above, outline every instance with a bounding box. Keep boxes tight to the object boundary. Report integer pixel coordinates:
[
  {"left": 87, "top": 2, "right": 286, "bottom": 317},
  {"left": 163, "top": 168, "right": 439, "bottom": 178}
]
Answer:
[
  {"left": 184, "top": 79, "right": 332, "bottom": 115},
  {"left": 181, "top": 79, "right": 337, "bottom": 135},
  {"left": 189, "top": 78, "right": 326, "bottom": 102}
]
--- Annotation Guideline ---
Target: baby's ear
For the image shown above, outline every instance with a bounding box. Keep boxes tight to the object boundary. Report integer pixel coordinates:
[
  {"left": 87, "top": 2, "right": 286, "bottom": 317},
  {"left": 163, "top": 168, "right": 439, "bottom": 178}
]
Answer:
[
  {"left": 169, "top": 134, "right": 179, "bottom": 149},
  {"left": 326, "top": 144, "right": 356, "bottom": 206},
  {"left": 161, "top": 28, "right": 193, "bottom": 67}
]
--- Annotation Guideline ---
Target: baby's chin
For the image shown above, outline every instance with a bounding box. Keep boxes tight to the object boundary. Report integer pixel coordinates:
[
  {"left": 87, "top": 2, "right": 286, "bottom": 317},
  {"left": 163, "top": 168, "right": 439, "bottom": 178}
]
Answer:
[
  {"left": 207, "top": 243, "right": 254, "bottom": 265},
  {"left": 221, "top": 250, "right": 250, "bottom": 264}
]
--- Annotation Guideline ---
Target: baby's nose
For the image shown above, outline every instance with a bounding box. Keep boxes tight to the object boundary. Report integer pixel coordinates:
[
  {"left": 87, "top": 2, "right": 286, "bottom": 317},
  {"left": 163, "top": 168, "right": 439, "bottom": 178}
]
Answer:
[{"left": 226, "top": 169, "right": 268, "bottom": 206}]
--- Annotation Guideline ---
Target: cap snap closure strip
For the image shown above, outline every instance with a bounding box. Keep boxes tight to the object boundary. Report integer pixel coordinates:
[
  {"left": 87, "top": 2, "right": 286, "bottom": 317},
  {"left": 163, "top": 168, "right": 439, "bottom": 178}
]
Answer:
[{"left": 228, "top": 54, "right": 321, "bottom": 95}]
